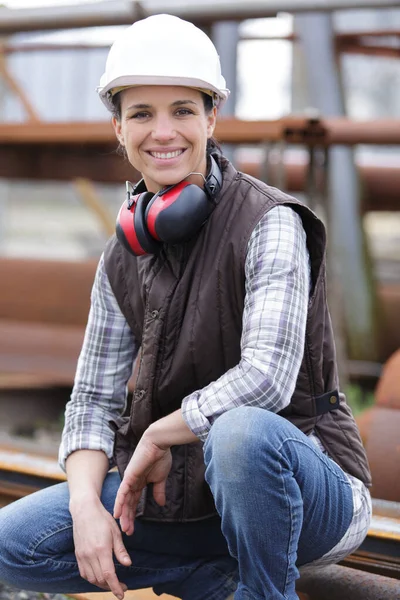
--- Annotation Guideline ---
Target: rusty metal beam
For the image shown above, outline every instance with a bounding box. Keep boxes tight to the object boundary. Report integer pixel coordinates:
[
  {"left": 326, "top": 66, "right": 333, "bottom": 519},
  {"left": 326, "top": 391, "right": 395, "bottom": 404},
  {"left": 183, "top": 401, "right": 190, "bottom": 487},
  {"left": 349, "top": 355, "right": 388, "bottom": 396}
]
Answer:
[
  {"left": 1, "top": 118, "right": 400, "bottom": 146},
  {"left": 336, "top": 32, "right": 400, "bottom": 59},
  {"left": 339, "top": 45, "right": 400, "bottom": 59}
]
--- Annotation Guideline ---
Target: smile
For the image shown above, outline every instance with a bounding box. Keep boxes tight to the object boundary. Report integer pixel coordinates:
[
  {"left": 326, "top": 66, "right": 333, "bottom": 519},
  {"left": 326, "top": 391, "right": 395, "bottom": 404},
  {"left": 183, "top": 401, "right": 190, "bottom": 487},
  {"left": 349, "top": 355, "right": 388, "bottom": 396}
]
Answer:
[{"left": 149, "top": 149, "right": 185, "bottom": 160}]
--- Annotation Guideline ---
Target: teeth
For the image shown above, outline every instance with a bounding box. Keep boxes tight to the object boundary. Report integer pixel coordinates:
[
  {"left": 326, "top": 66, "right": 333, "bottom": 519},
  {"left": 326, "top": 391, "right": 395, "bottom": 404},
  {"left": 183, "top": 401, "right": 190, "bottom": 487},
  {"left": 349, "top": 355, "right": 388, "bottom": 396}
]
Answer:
[{"left": 150, "top": 150, "right": 183, "bottom": 159}]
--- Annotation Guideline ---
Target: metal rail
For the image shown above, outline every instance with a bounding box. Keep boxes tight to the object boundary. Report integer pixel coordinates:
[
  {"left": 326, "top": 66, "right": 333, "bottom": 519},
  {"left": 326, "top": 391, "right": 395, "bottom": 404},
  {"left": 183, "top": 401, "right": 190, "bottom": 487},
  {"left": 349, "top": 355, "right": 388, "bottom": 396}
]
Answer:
[
  {"left": 1, "top": 117, "right": 400, "bottom": 146},
  {"left": 1, "top": 0, "right": 400, "bottom": 34}
]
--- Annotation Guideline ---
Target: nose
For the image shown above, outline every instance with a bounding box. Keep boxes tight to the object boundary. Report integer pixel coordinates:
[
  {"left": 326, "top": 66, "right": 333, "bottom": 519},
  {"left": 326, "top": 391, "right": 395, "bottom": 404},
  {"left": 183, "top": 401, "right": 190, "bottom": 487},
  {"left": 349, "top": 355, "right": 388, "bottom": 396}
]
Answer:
[{"left": 151, "top": 114, "right": 176, "bottom": 142}]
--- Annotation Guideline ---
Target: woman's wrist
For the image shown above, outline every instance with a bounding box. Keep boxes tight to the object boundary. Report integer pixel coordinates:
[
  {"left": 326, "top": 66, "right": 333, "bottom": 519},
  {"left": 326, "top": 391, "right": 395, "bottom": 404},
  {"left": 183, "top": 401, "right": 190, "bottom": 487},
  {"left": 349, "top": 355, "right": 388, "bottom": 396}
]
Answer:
[
  {"left": 69, "top": 490, "right": 102, "bottom": 515},
  {"left": 144, "top": 409, "right": 199, "bottom": 449}
]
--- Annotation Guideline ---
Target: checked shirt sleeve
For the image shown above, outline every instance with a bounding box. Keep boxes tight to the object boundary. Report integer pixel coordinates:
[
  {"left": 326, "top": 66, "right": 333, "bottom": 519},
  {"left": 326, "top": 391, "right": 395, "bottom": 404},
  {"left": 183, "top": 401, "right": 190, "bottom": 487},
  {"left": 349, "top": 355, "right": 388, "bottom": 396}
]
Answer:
[
  {"left": 181, "top": 205, "right": 310, "bottom": 442},
  {"left": 58, "top": 254, "right": 139, "bottom": 471}
]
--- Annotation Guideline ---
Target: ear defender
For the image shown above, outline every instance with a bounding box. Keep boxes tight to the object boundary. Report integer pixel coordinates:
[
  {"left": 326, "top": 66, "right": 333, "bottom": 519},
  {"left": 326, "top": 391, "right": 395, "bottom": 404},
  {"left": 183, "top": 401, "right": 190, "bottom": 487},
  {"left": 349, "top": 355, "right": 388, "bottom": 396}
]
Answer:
[
  {"left": 116, "top": 192, "right": 162, "bottom": 256},
  {"left": 116, "top": 154, "right": 222, "bottom": 257}
]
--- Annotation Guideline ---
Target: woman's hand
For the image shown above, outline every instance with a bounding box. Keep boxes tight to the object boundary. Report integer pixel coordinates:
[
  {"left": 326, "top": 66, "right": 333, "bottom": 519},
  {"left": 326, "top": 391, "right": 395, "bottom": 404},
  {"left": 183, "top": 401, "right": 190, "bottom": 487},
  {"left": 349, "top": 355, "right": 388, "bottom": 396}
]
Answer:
[
  {"left": 113, "top": 435, "right": 172, "bottom": 535},
  {"left": 70, "top": 495, "right": 131, "bottom": 599}
]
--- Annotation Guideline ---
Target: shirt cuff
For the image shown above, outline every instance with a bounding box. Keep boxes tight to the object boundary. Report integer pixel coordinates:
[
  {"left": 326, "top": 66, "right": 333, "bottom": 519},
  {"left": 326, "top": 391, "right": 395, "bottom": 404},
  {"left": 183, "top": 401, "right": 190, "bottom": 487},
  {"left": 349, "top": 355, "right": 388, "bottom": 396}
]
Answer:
[
  {"left": 181, "top": 392, "right": 211, "bottom": 443},
  {"left": 58, "top": 436, "right": 116, "bottom": 473}
]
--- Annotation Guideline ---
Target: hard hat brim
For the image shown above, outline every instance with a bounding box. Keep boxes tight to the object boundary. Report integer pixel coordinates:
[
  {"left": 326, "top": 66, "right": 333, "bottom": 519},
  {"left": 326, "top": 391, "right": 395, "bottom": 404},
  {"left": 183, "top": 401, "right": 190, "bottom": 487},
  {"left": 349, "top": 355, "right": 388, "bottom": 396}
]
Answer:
[{"left": 97, "top": 75, "right": 230, "bottom": 113}]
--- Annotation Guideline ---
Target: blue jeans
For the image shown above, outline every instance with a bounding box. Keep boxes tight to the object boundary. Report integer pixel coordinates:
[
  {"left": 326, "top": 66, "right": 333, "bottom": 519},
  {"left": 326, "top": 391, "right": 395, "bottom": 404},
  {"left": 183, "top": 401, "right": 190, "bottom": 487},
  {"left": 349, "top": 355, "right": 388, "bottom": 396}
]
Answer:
[{"left": 0, "top": 407, "right": 353, "bottom": 600}]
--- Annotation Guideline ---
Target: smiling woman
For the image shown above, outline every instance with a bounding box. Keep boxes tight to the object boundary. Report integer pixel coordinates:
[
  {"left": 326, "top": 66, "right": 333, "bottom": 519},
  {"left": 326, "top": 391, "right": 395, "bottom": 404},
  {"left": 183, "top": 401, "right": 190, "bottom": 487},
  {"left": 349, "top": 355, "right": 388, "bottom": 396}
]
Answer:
[
  {"left": 0, "top": 12, "right": 372, "bottom": 600},
  {"left": 111, "top": 86, "right": 216, "bottom": 193}
]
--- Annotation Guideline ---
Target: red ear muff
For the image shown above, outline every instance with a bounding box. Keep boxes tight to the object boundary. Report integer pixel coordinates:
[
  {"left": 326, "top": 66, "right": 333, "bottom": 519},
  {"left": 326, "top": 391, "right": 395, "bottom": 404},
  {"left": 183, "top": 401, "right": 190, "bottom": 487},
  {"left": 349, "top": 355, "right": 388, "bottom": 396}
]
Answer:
[
  {"left": 145, "top": 182, "right": 213, "bottom": 244},
  {"left": 116, "top": 192, "right": 161, "bottom": 256},
  {"left": 116, "top": 154, "right": 222, "bottom": 256},
  {"left": 133, "top": 192, "right": 163, "bottom": 254}
]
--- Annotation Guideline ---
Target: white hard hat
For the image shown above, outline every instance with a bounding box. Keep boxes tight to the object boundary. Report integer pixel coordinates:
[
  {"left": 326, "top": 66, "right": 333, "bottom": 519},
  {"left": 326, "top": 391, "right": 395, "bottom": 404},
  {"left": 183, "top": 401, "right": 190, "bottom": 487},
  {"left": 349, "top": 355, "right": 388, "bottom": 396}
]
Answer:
[{"left": 97, "top": 14, "right": 230, "bottom": 112}]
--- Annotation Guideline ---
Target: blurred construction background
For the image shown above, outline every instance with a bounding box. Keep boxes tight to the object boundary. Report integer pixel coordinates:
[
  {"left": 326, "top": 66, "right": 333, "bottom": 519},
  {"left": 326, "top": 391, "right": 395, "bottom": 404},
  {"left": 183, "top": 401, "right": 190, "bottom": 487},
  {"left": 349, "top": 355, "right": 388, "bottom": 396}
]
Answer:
[{"left": 0, "top": 2, "right": 400, "bottom": 598}]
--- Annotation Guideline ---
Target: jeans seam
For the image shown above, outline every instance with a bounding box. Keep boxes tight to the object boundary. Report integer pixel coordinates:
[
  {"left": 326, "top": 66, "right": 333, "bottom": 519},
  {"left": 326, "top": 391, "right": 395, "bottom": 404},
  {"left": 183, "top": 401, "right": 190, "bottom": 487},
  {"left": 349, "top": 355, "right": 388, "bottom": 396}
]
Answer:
[
  {"left": 40, "top": 556, "right": 204, "bottom": 573},
  {"left": 280, "top": 459, "right": 294, "bottom": 600},
  {"left": 276, "top": 435, "right": 352, "bottom": 598},
  {"left": 277, "top": 436, "right": 353, "bottom": 486},
  {"left": 27, "top": 524, "right": 74, "bottom": 561},
  {"left": 189, "top": 563, "right": 237, "bottom": 600}
]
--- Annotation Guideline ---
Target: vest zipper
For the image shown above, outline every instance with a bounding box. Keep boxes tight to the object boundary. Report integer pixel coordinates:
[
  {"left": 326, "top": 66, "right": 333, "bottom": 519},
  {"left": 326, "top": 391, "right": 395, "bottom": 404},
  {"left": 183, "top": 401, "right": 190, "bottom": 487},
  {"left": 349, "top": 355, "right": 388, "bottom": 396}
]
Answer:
[{"left": 151, "top": 243, "right": 187, "bottom": 418}]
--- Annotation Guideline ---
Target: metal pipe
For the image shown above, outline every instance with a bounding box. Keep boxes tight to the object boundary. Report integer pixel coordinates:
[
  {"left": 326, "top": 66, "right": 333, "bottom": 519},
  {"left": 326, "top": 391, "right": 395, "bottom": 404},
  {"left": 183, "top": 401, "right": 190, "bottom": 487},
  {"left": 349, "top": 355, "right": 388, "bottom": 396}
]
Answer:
[
  {"left": 297, "top": 564, "right": 400, "bottom": 599},
  {"left": 3, "top": 30, "right": 400, "bottom": 51},
  {"left": 295, "top": 12, "right": 381, "bottom": 363},
  {"left": 212, "top": 21, "right": 240, "bottom": 162},
  {"left": 0, "top": 1, "right": 138, "bottom": 34},
  {"left": 239, "top": 160, "right": 400, "bottom": 213},
  {"left": 1, "top": 0, "right": 400, "bottom": 34}
]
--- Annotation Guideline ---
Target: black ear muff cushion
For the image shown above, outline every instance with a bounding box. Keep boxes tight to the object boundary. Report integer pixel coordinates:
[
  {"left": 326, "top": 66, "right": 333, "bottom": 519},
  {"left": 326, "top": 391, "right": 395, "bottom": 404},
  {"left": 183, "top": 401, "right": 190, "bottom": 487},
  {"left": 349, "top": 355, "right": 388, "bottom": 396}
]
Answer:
[
  {"left": 134, "top": 192, "right": 162, "bottom": 254},
  {"left": 146, "top": 183, "right": 213, "bottom": 244}
]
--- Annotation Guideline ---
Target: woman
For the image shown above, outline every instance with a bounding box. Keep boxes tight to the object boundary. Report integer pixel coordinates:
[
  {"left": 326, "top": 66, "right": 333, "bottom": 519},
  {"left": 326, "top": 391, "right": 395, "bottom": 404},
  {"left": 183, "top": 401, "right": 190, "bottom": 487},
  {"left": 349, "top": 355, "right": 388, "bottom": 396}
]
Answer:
[{"left": 0, "top": 14, "right": 371, "bottom": 600}]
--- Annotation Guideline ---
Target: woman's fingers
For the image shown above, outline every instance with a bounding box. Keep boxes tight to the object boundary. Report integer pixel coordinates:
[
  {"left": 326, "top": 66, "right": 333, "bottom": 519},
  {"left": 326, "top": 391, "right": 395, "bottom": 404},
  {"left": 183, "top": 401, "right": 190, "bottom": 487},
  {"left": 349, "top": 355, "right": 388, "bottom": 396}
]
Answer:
[
  {"left": 112, "top": 524, "right": 132, "bottom": 567},
  {"left": 98, "top": 554, "right": 127, "bottom": 600},
  {"left": 152, "top": 479, "right": 167, "bottom": 507},
  {"left": 119, "top": 489, "right": 139, "bottom": 535},
  {"left": 80, "top": 551, "right": 127, "bottom": 599},
  {"left": 113, "top": 479, "right": 134, "bottom": 519}
]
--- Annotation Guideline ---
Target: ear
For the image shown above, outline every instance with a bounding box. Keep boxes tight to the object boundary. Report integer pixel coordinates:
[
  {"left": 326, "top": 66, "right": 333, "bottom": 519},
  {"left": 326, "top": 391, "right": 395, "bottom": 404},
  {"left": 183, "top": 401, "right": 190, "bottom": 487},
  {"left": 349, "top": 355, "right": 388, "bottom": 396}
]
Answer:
[
  {"left": 207, "top": 106, "right": 217, "bottom": 138},
  {"left": 112, "top": 116, "right": 125, "bottom": 146}
]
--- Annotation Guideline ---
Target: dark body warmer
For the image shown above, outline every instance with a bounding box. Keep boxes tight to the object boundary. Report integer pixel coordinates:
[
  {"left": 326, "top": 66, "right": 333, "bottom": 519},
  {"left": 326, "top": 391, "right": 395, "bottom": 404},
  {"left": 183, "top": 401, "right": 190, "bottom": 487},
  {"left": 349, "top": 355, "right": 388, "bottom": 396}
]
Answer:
[{"left": 104, "top": 155, "right": 371, "bottom": 522}]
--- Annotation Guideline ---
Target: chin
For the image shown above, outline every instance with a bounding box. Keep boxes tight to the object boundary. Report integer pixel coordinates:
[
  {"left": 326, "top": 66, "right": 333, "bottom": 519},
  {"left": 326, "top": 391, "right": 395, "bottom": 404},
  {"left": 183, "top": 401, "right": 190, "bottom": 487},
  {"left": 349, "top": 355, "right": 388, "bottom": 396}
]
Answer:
[{"left": 155, "top": 171, "right": 187, "bottom": 188}]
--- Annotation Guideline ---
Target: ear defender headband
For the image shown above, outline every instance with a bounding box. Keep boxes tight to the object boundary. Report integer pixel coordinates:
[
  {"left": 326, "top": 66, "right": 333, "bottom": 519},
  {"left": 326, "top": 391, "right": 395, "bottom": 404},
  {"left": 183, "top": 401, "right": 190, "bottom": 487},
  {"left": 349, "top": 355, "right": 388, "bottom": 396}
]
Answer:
[{"left": 116, "top": 154, "right": 222, "bottom": 256}]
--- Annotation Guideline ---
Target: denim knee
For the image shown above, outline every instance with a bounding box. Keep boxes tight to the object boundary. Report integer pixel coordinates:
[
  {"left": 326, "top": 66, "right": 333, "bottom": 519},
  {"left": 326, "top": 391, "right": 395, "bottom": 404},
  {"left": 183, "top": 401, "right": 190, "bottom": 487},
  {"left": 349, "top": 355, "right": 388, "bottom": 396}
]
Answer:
[{"left": 204, "top": 407, "right": 291, "bottom": 476}]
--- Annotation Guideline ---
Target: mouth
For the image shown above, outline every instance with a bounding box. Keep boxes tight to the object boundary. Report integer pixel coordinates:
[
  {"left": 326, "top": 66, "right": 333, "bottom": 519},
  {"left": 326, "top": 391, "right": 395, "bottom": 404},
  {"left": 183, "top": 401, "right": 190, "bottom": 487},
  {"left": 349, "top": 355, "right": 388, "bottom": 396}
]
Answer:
[{"left": 148, "top": 149, "right": 185, "bottom": 160}]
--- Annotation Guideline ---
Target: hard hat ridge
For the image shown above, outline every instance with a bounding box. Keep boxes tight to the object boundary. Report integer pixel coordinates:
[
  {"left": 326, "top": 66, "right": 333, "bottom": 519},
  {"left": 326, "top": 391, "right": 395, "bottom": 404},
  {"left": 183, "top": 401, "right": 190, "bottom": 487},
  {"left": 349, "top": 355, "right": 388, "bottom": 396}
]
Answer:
[{"left": 97, "top": 14, "right": 230, "bottom": 112}]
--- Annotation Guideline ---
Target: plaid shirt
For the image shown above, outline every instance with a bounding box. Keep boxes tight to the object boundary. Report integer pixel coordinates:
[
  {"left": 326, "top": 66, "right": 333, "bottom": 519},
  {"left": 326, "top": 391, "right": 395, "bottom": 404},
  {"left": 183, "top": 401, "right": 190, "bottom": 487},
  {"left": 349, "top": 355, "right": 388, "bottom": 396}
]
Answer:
[{"left": 59, "top": 204, "right": 371, "bottom": 563}]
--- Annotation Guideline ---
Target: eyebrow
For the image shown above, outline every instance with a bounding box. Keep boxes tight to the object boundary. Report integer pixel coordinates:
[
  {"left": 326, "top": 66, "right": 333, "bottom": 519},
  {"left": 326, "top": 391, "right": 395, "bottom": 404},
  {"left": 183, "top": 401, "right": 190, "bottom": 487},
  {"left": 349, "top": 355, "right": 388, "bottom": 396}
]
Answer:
[{"left": 126, "top": 99, "right": 198, "bottom": 111}]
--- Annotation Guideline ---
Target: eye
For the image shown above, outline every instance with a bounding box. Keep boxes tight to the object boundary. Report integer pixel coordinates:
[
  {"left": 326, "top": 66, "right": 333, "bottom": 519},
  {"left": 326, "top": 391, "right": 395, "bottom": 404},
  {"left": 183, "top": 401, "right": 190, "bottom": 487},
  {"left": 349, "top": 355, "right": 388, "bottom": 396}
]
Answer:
[
  {"left": 129, "top": 111, "right": 151, "bottom": 120},
  {"left": 175, "top": 108, "right": 194, "bottom": 116}
]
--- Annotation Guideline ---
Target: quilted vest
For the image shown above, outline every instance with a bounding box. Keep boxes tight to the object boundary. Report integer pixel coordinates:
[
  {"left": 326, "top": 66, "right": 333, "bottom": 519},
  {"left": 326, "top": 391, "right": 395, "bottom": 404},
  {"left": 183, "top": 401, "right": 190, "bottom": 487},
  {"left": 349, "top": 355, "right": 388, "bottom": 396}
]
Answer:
[{"left": 104, "top": 155, "right": 371, "bottom": 522}]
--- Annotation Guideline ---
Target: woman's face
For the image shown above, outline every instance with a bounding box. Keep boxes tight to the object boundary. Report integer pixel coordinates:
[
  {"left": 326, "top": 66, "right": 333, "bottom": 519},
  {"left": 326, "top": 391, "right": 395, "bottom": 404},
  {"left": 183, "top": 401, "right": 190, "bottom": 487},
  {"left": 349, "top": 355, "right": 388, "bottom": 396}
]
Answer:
[{"left": 112, "top": 86, "right": 217, "bottom": 193}]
